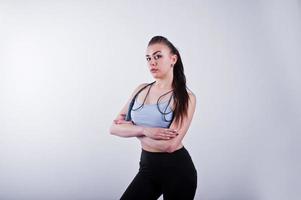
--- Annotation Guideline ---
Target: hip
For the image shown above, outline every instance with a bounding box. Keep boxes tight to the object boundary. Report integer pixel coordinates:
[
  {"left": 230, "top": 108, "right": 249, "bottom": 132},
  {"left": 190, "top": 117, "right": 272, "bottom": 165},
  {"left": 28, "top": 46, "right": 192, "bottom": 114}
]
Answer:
[{"left": 139, "top": 146, "right": 196, "bottom": 171}]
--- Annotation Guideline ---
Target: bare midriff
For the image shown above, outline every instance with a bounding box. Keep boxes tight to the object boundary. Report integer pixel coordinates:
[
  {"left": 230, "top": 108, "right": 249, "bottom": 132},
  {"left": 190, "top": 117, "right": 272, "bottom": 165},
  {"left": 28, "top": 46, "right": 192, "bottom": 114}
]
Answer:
[{"left": 141, "top": 142, "right": 184, "bottom": 152}]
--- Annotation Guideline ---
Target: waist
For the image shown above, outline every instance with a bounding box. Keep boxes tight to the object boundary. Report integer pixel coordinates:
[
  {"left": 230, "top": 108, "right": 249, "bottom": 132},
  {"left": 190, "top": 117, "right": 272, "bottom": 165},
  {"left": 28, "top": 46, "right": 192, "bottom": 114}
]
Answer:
[
  {"left": 140, "top": 146, "right": 191, "bottom": 163},
  {"left": 142, "top": 145, "right": 185, "bottom": 155},
  {"left": 141, "top": 143, "right": 183, "bottom": 153}
]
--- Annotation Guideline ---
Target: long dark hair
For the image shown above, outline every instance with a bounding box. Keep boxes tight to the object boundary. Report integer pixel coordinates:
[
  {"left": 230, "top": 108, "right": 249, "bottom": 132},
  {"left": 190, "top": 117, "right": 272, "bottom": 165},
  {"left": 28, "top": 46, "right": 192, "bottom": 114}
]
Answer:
[{"left": 148, "top": 36, "right": 189, "bottom": 126}]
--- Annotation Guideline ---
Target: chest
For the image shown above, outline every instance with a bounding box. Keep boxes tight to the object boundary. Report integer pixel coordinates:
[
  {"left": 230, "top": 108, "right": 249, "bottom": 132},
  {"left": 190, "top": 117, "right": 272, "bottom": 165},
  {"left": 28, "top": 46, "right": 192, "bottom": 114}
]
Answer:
[
  {"left": 131, "top": 100, "right": 173, "bottom": 128},
  {"left": 136, "top": 87, "right": 174, "bottom": 108}
]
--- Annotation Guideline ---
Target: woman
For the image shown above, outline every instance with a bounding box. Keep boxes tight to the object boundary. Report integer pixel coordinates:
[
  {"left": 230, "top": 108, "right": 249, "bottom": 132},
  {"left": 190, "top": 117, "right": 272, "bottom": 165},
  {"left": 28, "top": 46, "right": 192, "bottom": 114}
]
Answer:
[{"left": 110, "top": 36, "right": 197, "bottom": 200}]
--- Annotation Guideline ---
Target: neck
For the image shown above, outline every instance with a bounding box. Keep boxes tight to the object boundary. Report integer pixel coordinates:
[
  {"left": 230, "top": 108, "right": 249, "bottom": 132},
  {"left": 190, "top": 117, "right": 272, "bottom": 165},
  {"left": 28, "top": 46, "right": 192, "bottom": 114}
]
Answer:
[{"left": 154, "top": 73, "right": 173, "bottom": 90}]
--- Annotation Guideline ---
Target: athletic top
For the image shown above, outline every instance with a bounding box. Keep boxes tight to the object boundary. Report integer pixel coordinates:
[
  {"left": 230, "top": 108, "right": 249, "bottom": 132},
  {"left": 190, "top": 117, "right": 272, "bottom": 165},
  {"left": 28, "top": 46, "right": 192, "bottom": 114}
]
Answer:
[{"left": 128, "top": 82, "right": 174, "bottom": 128}]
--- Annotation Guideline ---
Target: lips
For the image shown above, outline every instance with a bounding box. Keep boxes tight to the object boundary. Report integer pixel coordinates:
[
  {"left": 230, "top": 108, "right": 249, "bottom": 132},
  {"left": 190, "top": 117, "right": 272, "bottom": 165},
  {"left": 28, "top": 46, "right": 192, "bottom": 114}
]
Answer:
[{"left": 150, "top": 69, "right": 158, "bottom": 73}]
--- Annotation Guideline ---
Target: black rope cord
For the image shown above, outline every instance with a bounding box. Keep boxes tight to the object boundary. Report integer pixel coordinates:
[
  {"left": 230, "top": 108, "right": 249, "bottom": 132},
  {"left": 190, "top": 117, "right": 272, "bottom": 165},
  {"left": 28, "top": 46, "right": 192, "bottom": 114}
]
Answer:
[
  {"left": 131, "top": 81, "right": 174, "bottom": 122},
  {"left": 157, "top": 90, "right": 174, "bottom": 122},
  {"left": 132, "top": 82, "right": 154, "bottom": 111}
]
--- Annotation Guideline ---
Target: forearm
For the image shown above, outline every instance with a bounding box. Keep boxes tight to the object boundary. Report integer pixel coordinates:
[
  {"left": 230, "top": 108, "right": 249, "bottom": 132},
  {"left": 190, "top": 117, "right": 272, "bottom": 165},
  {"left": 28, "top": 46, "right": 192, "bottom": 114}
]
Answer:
[{"left": 110, "top": 123, "right": 144, "bottom": 138}]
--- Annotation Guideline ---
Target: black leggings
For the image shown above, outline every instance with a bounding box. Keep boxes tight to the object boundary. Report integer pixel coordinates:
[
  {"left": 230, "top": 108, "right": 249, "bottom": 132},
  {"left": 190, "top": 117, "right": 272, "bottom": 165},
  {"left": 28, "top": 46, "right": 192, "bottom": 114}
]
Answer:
[{"left": 120, "top": 146, "right": 197, "bottom": 200}]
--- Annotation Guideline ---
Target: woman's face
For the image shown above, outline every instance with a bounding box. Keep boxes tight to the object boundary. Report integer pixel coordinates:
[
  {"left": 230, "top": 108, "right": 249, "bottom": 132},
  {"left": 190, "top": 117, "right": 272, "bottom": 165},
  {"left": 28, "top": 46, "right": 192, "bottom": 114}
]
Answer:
[{"left": 146, "top": 43, "right": 177, "bottom": 79}]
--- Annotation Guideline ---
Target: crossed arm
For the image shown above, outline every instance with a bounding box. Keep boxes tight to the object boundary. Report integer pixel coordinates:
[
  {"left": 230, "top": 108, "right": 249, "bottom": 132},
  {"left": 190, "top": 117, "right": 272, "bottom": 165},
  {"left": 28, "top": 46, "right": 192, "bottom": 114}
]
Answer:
[
  {"left": 109, "top": 85, "right": 196, "bottom": 153},
  {"left": 140, "top": 93, "right": 196, "bottom": 152},
  {"left": 109, "top": 115, "right": 178, "bottom": 152}
]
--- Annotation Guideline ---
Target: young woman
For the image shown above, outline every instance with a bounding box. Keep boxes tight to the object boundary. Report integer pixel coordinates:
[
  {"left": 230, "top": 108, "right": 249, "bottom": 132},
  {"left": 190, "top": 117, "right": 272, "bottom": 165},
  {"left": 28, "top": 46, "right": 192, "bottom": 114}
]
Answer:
[{"left": 110, "top": 36, "right": 197, "bottom": 200}]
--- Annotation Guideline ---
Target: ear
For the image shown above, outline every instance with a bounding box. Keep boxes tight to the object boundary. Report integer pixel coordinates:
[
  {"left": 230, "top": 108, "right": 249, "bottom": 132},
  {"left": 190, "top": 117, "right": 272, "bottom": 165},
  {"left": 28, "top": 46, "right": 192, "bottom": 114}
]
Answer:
[{"left": 171, "top": 54, "right": 178, "bottom": 65}]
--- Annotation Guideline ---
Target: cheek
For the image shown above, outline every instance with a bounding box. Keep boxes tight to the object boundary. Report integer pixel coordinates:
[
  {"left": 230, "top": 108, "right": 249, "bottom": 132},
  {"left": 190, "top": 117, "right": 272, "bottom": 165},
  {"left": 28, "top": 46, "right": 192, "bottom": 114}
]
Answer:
[
  {"left": 161, "top": 65, "right": 172, "bottom": 74},
  {"left": 158, "top": 59, "right": 171, "bottom": 67}
]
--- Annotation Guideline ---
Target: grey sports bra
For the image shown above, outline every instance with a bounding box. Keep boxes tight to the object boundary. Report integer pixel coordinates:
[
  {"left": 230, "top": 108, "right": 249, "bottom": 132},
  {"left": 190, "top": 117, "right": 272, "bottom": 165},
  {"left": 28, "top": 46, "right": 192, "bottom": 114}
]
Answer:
[{"left": 125, "top": 82, "right": 174, "bottom": 128}]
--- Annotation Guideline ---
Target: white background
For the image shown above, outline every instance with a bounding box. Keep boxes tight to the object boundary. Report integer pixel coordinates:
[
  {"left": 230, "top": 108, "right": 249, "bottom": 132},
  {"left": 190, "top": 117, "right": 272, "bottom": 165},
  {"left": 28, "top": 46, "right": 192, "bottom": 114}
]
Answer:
[{"left": 0, "top": 0, "right": 300, "bottom": 199}]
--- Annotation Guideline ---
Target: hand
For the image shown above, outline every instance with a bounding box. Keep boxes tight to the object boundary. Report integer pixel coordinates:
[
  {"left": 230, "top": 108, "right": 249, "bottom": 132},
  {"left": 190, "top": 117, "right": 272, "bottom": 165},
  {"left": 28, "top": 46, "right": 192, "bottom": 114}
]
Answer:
[
  {"left": 113, "top": 119, "right": 133, "bottom": 125},
  {"left": 113, "top": 114, "right": 134, "bottom": 125},
  {"left": 116, "top": 113, "right": 126, "bottom": 120},
  {"left": 143, "top": 127, "right": 179, "bottom": 140}
]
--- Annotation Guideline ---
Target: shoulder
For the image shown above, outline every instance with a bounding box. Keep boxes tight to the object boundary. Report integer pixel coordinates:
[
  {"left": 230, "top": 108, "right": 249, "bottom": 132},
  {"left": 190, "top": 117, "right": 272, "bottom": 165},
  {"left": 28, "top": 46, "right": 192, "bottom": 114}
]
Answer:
[
  {"left": 136, "top": 82, "right": 149, "bottom": 91},
  {"left": 186, "top": 88, "right": 196, "bottom": 104},
  {"left": 132, "top": 82, "right": 149, "bottom": 94},
  {"left": 129, "top": 82, "right": 151, "bottom": 98}
]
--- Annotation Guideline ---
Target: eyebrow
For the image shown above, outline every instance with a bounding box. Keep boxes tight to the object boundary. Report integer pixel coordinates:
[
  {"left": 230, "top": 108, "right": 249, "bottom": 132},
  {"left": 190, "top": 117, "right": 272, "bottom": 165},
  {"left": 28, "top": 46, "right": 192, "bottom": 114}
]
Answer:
[{"left": 146, "top": 51, "right": 161, "bottom": 57}]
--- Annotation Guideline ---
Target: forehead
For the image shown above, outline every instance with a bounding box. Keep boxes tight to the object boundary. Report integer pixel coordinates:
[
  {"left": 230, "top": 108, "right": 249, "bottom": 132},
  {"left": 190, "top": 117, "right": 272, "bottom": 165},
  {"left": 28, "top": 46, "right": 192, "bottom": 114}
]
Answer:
[{"left": 146, "top": 43, "right": 170, "bottom": 55}]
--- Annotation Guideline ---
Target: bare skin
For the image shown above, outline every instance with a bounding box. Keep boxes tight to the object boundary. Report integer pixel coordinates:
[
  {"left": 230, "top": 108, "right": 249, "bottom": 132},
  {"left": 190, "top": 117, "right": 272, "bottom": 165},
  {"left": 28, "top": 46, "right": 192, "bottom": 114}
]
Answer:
[{"left": 110, "top": 43, "right": 196, "bottom": 153}]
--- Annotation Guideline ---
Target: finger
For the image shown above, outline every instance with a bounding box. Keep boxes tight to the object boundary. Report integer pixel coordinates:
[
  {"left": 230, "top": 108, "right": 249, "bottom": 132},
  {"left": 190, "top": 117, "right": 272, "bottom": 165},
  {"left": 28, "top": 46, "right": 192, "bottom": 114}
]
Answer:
[
  {"left": 161, "top": 134, "right": 172, "bottom": 140},
  {"left": 118, "top": 120, "right": 132, "bottom": 124},
  {"left": 158, "top": 134, "right": 167, "bottom": 139},
  {"left": 165, "top": 134, "right": 176, "bottom": 138},
  {"left": 165, "top": 129, "right": 177, "bottom": 133},
  {"left": 165, "top": 129, "right": 177, "bottom": 132},
  {"left": 160, "top": 131, "right": 174, "bottom": 137},
  {"left": 161, "top": 136, "right": 170, "bottom": 140},
  {"left": 164, "top": 130, "right": 178, "bottom": 136},
  {"left": 167, "top": 132, "right": 179, "bottom": 138},
  {"left": 163, "top": 132, "right": 175, "bottom": 137}
]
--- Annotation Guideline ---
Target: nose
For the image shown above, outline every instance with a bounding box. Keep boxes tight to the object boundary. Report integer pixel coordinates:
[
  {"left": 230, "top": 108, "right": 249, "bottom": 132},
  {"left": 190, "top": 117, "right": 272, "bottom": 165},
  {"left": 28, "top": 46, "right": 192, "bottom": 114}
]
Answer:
[{"left": 149, "top": 59, "right": 157, "bottom": 66}]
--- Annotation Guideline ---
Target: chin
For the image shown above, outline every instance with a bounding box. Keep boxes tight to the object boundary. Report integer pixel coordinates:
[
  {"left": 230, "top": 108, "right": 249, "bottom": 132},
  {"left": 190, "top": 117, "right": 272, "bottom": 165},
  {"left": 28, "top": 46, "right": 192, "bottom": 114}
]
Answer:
[{"left": 152, "top": 74, "right": 161, "bottom": 79}]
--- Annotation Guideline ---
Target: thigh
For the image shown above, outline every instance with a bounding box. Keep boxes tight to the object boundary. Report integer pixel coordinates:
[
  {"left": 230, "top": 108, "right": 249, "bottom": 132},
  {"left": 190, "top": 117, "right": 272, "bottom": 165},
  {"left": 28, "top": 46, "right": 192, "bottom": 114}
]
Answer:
[
  {"left": 162, "top": 171, "right": 197, "bottom": 200},
  {"left": 162, "top": 165, "right": 197, "bottom": 200},
  {"left": 120, "top": 171, "right": 162, "bottom": 200}
]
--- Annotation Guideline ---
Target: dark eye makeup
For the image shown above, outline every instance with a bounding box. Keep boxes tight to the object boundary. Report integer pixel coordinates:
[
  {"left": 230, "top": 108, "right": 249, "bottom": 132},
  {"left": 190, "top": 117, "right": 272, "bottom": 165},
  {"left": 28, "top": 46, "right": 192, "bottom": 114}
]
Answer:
[
  {"left": 146, "top": 54, "right": 162, "bottom": 61},
  {"left": 154, "top": 54, "right": 162, "bottom": 60}
]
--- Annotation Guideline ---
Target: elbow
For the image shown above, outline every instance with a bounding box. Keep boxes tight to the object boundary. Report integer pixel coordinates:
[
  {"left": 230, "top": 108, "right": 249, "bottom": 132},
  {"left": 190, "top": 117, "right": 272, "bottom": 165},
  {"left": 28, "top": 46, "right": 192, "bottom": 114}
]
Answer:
[{"left": 109, "top": 124, "right": 117, "bottom": 135}]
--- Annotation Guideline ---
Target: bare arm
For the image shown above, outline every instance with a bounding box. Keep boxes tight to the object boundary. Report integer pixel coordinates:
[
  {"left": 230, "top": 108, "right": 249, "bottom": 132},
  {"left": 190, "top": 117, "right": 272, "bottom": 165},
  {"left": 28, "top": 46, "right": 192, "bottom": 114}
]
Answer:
[
  {"left": 138, "top": 92, "right": 197, "bottom": 153},
  {"left": 110, "top": 116, "right": 145, "bottom": 137},
  {"left": 110, "top": 114, "right": 178, "bottom": 139},
  {"left": 109, "top": 84, "right": 147, "bottom": 138},
  {"left": 109, "top": 83, "right": 177, "bottom": 139}
]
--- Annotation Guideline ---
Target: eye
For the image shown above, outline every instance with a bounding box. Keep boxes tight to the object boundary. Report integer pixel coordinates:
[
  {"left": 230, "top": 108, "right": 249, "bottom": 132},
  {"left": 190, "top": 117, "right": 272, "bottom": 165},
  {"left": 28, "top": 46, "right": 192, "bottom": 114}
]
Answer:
[
  {"left": 146, "top": 57, "right": 151, "bottom": 61},
  {"left": 154, "top": 55, "right": 162, "bottom": 60}
]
